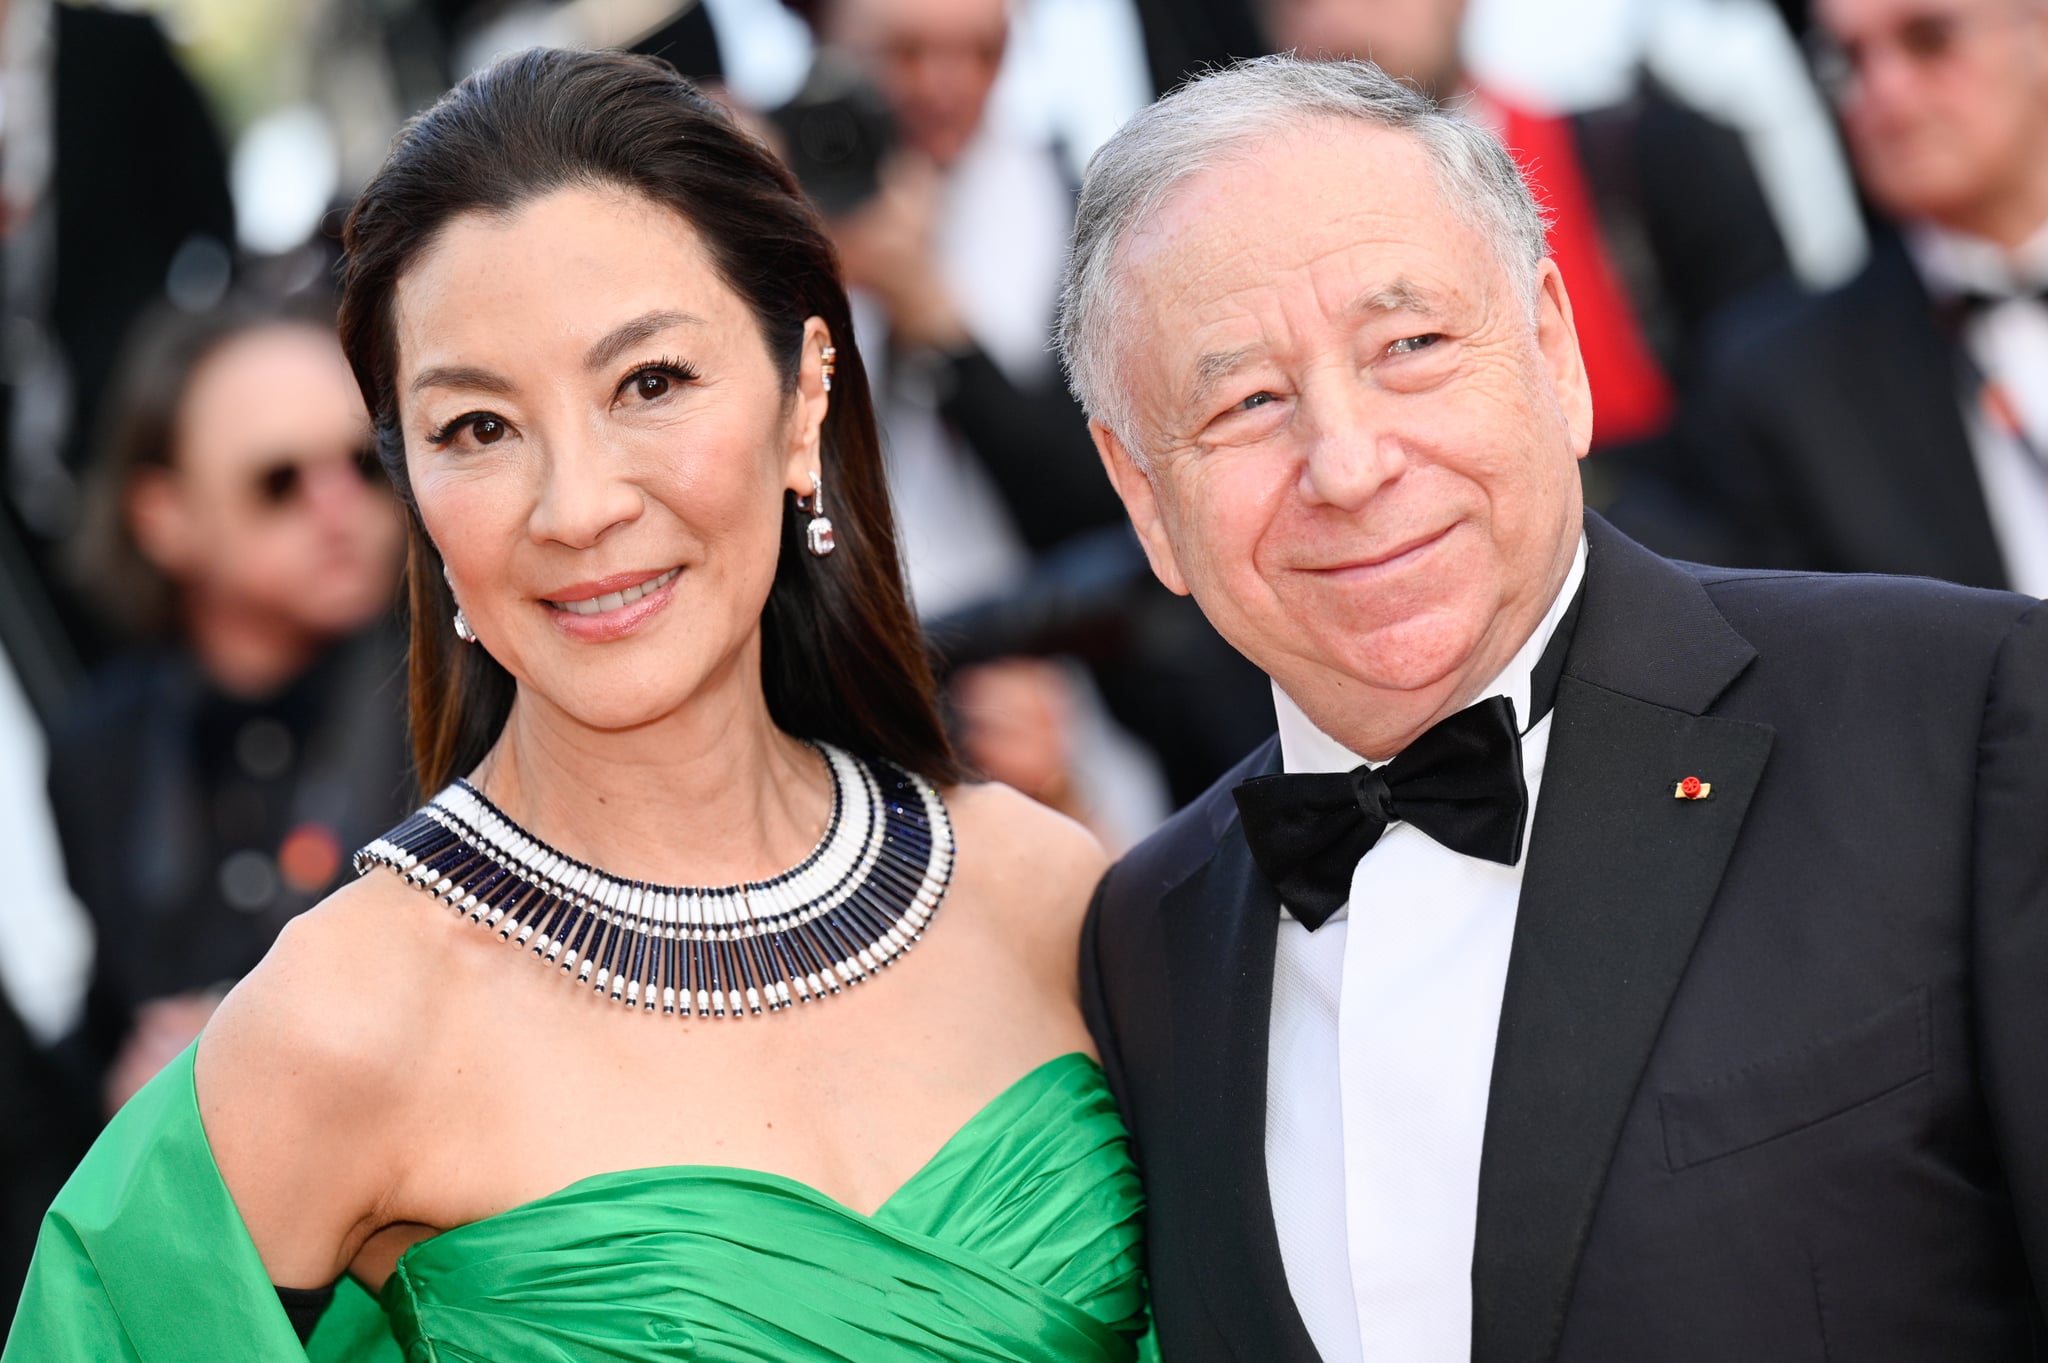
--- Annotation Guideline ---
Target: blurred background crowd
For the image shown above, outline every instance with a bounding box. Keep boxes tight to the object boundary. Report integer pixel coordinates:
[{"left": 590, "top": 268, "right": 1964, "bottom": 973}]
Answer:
[{"left": 0, "top": 0, "right": 2042, "bottom": 1332}]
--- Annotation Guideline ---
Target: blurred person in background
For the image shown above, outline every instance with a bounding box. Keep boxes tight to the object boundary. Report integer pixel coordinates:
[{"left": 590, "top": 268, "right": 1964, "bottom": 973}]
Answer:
[
  {"left": 785, "top": 0, "right": 1271, "bottom": 832},
  {"left": 52, "top": 297, "right": 409, "bottom": 1118},
  {"left": 804, "top": 0, "right": 1121, "bottom": 592},
  {"left": 1686, "top": 0, "right": 2048, "bottom": 595},
  {"left": 780, "top": 0, "right": 1156, "bottom": 843},
  {"left": 1259, "top": 0, "right": 1793, "bottom": 479}
]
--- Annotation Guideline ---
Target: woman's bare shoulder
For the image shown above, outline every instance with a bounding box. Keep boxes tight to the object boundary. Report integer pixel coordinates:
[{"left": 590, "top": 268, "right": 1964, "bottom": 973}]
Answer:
[
  {"left": 941, "top": 780, "right": 1110, "bottom": 961},
  {"left": 195, "top": 870, "right": 457, "bottom": 1282},
  {"left": 200, "top": 870, "right": 450, "bottom": 1095}
]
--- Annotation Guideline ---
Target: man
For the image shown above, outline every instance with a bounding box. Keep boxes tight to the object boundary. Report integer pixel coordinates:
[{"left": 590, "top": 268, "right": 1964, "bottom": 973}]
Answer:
[
  {"left": 1687, "top": 0, "right": 2048, "bottom": 594},
  {"left": 1060, "top": 56, "right": 2047, "bottom": 1363}
]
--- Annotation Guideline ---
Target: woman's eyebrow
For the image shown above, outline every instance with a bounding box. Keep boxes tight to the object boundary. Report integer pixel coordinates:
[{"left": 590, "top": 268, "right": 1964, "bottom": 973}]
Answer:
[
  {"left": 582, "top": 309, "right": 705, "bottom": 372},
  {"left": 410, "top": 364, "right": 516, "bottom": 398}
]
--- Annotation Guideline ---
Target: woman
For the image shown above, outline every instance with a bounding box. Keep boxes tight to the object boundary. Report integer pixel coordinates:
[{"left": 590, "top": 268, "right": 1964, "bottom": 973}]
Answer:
[{"left": 6, "top": 50, "right": 1144, "bottom": 1362}]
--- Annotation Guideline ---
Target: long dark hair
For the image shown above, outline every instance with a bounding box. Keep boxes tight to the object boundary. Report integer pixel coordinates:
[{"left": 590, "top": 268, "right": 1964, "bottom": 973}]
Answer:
[{"left": 337, "top": 48, "right": 959, "bottom": 793}]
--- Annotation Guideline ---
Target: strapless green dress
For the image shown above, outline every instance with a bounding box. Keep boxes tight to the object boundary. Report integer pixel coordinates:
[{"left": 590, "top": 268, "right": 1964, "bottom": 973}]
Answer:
[{"left": 4, "top": 1046, "right": 1155, "bottom": 1362}]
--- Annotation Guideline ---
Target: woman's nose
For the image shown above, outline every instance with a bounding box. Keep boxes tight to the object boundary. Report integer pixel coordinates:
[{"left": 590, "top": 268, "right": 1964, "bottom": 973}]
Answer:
[{"left": 527, "top": 431, "right": 643, "bottom": 549}]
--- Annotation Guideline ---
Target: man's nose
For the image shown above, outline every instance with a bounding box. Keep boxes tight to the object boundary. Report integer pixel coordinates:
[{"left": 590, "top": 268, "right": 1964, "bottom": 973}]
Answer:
[
  {"left": 1298, "top": 383, "right": 1408, "bottom": 509},
  {"left": 527, "top": 428, "right": 643, "bottom": 549}
]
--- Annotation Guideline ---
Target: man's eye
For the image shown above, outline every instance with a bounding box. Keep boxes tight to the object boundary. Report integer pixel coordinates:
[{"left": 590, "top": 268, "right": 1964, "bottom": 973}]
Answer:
[
  {"left": 1387, "top": 333, "right": 1443, "bottom": 356},
  {"left": 1233, "top": 392, "right": 1277, "bottom": 413}
]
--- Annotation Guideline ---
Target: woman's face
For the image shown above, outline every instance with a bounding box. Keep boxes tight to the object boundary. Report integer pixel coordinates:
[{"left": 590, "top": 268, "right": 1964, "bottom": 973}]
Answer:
[{"left": 392, "top": 186, "right": 831, "bottom": 733}]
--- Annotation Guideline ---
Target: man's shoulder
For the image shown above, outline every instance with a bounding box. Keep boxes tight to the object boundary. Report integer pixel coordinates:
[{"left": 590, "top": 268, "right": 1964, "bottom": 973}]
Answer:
[
  {"left": 1099, "top": 736, "right": 1278, "bottom": 913},
  {"left": 1687, "top": 562, "right": 2037, "bottom": 643},
  {"left": 1676, "top": 562, "right": 2041, "bottom": 704}
]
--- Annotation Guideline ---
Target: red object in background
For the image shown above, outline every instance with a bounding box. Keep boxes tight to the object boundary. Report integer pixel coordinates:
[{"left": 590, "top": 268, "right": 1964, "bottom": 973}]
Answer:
[
  {"left": 1496, "top": 101, "right": 1675, "bottom": 448},
  {"left": 278, "top": 822, "right": 344, "bottom": 894}
]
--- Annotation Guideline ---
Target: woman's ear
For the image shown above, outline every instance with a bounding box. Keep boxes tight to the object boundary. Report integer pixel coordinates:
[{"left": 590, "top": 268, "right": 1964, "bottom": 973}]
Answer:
[{"left": 785, "top": 317, "right": 834, "bottom": 495}]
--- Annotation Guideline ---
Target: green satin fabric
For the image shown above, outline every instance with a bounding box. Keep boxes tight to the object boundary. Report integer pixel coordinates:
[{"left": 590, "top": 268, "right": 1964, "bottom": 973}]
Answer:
[{"left": 5, "top": 1047, "right": 1154, "bottom": 1363}]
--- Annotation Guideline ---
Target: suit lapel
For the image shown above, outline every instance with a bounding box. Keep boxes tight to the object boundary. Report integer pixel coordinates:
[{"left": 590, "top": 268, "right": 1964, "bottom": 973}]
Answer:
[
  {"left": 1470, "top": 519, "right": 1775, "bottom": 1363},
  {"left": 1160, "top": 743, "right": 1324, "bottom": 1363}
]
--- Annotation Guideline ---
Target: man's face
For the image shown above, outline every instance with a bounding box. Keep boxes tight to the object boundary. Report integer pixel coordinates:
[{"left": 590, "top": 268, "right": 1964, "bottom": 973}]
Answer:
[
  {"left": 137, "top": 324, "right": 401, "bottom": 643},
  {"left": 1260, "top": 0, "right": 1469, "bottom": 98},
  {"left": 1093, "top": 121, "right": 1590, "bottom": 756},
  {"left": 830, "top": 0, "right": 1008, "bottom": 168},
  {"left": 1816, "top": 0, "right": 2048, "bottom": 231}
]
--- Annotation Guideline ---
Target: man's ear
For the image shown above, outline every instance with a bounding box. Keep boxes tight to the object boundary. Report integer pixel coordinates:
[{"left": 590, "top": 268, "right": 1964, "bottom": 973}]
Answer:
[
  {"left": 1533, "top": 258, "right": 1594, "bottom": 460},
  {"left": 126, "top": 467, "right": 193, "bottom": 577},
  {"left": 1090, "top": 419, "right": 1190, "bottom": 597}
]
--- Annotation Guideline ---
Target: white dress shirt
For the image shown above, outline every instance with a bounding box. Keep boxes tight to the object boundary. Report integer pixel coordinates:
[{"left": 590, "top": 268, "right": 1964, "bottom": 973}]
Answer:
[
  {"left": 1266, "top": 535, "right": 1588, "bottom": 1363},
  {"left": 1907, "top": 221, "right": 2048, "bottom": 599}
]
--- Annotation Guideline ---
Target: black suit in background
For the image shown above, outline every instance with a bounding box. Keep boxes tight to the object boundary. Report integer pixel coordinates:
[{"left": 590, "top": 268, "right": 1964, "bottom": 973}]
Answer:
[
  {"left": 1673, "top": 231, "right": 2010, "bottom": 590},
  {"left": 1083, "top": 514, "right": 2048, "bottom": 1362}
]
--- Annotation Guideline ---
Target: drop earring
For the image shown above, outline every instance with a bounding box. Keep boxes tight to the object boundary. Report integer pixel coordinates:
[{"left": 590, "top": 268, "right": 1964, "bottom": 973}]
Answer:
[
  {"left": 445, "top": 566, "right": 476, "bottom": 644},
  {"left": 820, "top": 344, "right": 836, "bottom": 395},
  {"left": 801, "top": 470, "right": 836, "bottom": 557}
]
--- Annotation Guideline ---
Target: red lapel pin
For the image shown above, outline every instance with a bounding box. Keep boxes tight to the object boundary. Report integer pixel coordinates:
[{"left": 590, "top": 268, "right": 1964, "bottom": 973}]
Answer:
[{"left": 1673, "top": 775, "right": 1712, "bottom": 800}]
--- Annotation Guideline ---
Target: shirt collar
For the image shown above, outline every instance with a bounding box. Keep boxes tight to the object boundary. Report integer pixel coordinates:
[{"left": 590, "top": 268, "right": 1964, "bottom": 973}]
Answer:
[
  {"left": 1274, "top": 532, "right": 1588, "bottom": 775},
  {"left": 1907, "top": 217, "right": 2048, "bottom": 299}
]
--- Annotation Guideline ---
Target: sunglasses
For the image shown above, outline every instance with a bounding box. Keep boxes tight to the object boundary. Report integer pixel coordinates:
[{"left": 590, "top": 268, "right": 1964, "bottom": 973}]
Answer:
[{"left": 250, "top": 442, "right": 385, "bottom": 511}]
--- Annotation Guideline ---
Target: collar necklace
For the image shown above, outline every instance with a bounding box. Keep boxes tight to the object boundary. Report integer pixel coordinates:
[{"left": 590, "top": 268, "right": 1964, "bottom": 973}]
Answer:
[{"left": 352, "top": 742, "right": 954, "bottom": 1019}]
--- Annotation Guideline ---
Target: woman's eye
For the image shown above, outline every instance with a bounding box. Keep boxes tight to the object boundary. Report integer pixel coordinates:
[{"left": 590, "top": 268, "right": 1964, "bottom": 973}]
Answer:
[
  {"left": 427, "top": 412, "right": 509, "bottom": 448},
  {"left": 1387, "top": 333, "right": 1443, "bottom": 356},
  {"left": 619, "top": 360, "right": 699, "bottom": 406}
]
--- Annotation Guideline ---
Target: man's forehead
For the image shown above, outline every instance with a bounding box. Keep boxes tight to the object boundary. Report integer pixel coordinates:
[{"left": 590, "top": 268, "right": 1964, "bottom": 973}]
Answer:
[{"left": 1113, "top": 123, "right": 1452, "bottom": 315}]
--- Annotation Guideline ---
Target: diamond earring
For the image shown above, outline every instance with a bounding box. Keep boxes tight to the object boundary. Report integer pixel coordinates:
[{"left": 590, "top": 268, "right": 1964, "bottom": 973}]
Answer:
[
  {"left": 801, "top": 470, "right": 836, "bottom": 557},
  {"left": 445, "top": 565, "right": 477, "bottom": 643},
  {"left": 820, "top": 344, "right": 836, "bottom": 395}
]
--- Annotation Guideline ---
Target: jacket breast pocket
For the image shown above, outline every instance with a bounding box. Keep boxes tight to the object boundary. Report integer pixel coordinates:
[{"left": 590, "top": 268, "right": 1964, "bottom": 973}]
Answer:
[{"left": 1658, "top": 987, "right": 1932, "bottom": 1172}]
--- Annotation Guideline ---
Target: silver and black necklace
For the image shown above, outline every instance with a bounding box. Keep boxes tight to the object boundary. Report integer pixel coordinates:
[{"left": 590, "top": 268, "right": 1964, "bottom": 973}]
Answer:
[{"left": 352, "top": 742, "right": 954, "bottom": 1018}]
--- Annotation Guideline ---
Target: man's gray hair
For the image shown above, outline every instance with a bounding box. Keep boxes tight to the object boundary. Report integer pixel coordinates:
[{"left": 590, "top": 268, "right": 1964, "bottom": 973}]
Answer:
[{"left": 1055, "top": 55, "right": 1549, "bottom": 452}]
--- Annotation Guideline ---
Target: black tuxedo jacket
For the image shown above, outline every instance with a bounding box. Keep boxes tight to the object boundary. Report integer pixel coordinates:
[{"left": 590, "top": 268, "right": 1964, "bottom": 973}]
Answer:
[
  {"left": 1083, "top": 515, "right": 2048, "bottom": 1362},
  {"left": 1681, "top": 232, "right": 2011, "bottom": 591}
]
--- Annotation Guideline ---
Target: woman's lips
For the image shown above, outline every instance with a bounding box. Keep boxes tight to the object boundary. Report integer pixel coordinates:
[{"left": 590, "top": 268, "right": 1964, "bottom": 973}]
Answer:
[
  {"left": 547, "top": 566, "right": 681, "bottom": 616},
  {"left": 541, "top": 565, "right": 682, "bottom": 641}
]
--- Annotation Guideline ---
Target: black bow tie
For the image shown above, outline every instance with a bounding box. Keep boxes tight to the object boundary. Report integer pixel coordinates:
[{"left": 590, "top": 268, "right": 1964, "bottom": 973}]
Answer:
[
  {"left": 1233, "top": 696, "right": 1529, "bottom": 930},
  {"left": 1233, "top": 576, "right": 1585, "bottom": 930}
]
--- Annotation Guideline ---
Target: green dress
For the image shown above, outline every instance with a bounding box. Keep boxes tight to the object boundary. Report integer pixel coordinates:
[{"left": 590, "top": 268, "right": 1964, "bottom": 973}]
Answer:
[{"left": 5, "top": 1046, "right": 1155, "bottom": 1361}]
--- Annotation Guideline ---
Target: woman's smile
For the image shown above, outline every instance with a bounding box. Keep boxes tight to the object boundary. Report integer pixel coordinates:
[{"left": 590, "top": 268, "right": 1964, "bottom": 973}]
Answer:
[{"left": 540, "top": 563, "right": 683, "bottom": 640}]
